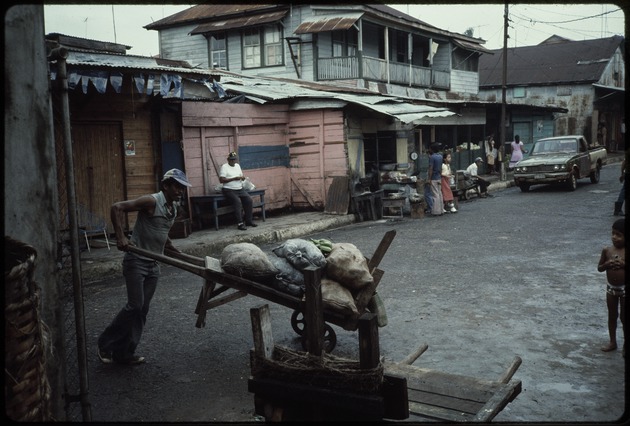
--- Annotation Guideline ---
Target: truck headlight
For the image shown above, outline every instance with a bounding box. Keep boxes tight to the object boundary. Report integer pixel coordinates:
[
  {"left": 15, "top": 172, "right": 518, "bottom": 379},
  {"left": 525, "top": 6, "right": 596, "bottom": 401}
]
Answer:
[
  {"left": 516, "top": 166, "right": 526, "bottom": 172},
  {"left": 553, "top": 164, "right": 565, "bottom": 171}
]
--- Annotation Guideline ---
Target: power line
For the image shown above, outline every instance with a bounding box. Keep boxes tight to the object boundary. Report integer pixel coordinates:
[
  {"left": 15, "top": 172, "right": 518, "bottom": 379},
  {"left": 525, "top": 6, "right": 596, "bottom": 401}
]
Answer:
[{"left": 512, "top": 8, "right": 619, "bottom": 25}]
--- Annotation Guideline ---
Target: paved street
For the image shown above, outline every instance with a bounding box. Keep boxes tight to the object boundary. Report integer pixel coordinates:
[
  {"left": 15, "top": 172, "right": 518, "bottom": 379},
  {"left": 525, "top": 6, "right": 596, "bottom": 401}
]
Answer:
[{"left": 81, "top": 159, "right": 625, "bottom": 422}]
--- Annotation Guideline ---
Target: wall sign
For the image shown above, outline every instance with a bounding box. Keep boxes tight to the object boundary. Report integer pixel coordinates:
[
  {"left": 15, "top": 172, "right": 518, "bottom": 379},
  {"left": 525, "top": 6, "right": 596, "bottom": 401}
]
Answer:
[{"left": 125, "top": 140, "right": 136, "bottom": 156}]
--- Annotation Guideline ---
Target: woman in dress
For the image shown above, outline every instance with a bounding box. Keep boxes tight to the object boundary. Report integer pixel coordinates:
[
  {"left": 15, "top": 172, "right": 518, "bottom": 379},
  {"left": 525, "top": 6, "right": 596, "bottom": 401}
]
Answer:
[
  {"left": 509, "top": 135, "right": 525, "bottom": 169},
  {"left": 440, "top": 151, "right": 457, "bottom": 213},
  {"left": 485, "top": 134, "right": 497, "bottom": 174}
]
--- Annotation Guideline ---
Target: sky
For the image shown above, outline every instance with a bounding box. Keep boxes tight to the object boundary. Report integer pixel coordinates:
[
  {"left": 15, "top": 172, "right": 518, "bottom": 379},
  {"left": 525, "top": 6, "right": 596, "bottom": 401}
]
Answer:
[{"left": 42, "top": 3, "right": 626, "bottom": 57}]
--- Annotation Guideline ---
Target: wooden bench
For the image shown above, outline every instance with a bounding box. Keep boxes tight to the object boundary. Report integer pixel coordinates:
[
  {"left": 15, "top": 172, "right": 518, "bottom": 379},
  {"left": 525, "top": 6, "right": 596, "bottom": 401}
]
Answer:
[
  {"left": 383, "top": 345, "right": 522, "bottom": 422},
  {"left": 190, "top": 189, "right": 266, "bottom": 231}
]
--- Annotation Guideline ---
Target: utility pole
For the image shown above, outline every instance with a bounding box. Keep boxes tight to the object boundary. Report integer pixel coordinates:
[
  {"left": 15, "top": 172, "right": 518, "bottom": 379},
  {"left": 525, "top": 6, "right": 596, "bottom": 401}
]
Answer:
[{"left": 500, "top": 3, "right": 509, "bottom": 181}]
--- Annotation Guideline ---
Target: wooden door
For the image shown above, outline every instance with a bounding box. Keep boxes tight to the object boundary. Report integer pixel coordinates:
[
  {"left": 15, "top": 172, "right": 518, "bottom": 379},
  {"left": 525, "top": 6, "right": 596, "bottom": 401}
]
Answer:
[{"left": 71, "top": 122, "right": 125, "bottom": 233}]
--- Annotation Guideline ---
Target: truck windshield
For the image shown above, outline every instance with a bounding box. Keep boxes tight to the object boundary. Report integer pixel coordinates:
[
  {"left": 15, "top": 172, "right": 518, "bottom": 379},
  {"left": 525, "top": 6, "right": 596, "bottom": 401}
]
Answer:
[{"left": 532, "top": 139, "right": 576, "bottom": 155}]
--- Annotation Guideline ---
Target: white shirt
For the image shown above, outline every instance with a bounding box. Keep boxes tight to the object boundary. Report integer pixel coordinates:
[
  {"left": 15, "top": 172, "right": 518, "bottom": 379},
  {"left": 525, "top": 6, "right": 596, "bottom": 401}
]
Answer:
[
  {"left": 465, "top": 163, "right": 478, "bottom": 177},
  {"left": 441, "top": 163, "right": 452, "bottom": 177},
  {"left": 220, "top": 162, "right": 244, "bottom": 190}
]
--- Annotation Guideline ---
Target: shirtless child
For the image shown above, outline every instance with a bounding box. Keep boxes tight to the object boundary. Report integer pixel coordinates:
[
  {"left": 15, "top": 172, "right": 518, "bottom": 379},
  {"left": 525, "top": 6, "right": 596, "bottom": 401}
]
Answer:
[{"left": 597, "top": 218, "right": 626, "bottom": 355}]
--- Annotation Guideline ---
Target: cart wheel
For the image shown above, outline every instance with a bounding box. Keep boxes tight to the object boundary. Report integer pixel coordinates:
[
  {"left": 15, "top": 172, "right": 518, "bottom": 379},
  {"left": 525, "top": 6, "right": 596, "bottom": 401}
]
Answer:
[
  {"left": 463, "top": 189, "right": 471, "bottom": 200},
  {"left": 291, "top": 310, "right": 305, "bottom": 335},
  {"left": 301, "top": 323, "right": 337, "bottom": 353}
]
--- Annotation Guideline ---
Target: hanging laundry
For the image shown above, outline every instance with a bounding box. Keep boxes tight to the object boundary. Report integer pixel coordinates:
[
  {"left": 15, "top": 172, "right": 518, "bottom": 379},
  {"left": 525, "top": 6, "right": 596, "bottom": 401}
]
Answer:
[
  {"left": 146, "top": 74, "right": 155, "bottom": 95},
  {"left": 109, "top": 72, "right": 123, "bottom": 94},
  {"left": 160, "top": 74, "right": 172, "bottom": 96},
  {"left": 133, "top": 74, "right": 145, "bottom": 94}
]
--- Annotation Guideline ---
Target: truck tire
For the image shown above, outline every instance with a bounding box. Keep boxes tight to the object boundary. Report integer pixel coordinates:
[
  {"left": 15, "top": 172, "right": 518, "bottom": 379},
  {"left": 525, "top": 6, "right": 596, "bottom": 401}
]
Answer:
[
  {"left": 589, "top": 166, "right": 601, "bottom": 184},
  {"left": 566, "top": 172, "right": 578, "bottom": 191},
  {"left": 519, "top": 184, "right": 530, "bottom": 192}
]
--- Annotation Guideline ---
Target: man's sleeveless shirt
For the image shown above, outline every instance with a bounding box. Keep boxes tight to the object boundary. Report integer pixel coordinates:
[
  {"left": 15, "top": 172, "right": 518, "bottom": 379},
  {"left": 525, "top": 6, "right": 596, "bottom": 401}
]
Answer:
[{"left": 130, "top": 191, "right": 176, "bottom": 259}]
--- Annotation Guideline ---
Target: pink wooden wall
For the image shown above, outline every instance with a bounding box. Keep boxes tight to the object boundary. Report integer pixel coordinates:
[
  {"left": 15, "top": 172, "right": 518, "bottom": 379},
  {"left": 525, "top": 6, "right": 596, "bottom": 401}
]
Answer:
[
  {"left": 181, "top": 102, "right": 348, "bottom": 212},
  {"left": 287, "top": 110, "right": 347, "bottom": 209}
]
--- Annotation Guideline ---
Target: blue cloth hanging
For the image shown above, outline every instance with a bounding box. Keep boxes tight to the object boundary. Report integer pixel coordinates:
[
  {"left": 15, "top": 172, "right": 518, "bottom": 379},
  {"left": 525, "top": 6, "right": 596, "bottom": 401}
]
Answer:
[
  {"left": 109, "top": 72, "right": 123, "bottom": 94},
  {"left": 133, "top": 74, "right": 145, "bottom": 94}
]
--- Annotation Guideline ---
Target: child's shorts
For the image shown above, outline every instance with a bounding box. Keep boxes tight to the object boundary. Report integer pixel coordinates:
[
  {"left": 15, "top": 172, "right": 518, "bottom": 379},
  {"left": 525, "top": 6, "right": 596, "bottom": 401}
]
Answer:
[{"left": 606, "top": 283, "right": 625, "bottom": 297}]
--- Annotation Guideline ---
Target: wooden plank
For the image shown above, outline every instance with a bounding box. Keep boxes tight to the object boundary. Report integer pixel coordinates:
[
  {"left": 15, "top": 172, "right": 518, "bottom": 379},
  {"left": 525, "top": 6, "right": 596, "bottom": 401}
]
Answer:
[
  {"left": 291, "top": 176, "right": 319, "bottom": 209},
  {"left": 382, "top": 373, "right": 409, "bottom": 420},
  {"left": 383, "top": 362, "right": 499, "bottom": 400},
  {"left": 497, "top": 356, "right": 522, "bottom": 384},
  {"left": 248, "top": 377, "right": 384, "bottom": 420},
  {"left": 200, "top": 127, "right": 210, "bottom": 193},
  {"left": 358, "top": 313, "right": 379, "bottom": 369},
  {"left": 250, "top": 305, "right": 274, "bottom": 360},
  {"left": 204, "top": 289, "right": 248, "bottom": 310},
  {"left": 408, "top": 399, "right": 476, "bottom": 422},
  {"left": 324, "top": 175, "right": 350, "bottom": 215},
  {"left": 400, "top": 343, "right": 429, "bottom": 365},
  {"left": 194, "top": 254, "right": 220, "bottom": 328},
  {"left": 473, "top": 381, "right": 522, "bottom": 422},
  {"left": 383, "top": 359, "right": 522, "bottom": 422},
  {"left": 367, "top": 229, "right": 397, "bottom": 272},
  {"left": 407, "top": 387, "right": 484, "bottom": 414}
]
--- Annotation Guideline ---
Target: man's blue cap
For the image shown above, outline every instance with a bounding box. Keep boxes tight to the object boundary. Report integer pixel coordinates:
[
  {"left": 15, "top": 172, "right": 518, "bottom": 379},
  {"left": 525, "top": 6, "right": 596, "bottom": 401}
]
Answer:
[{"left": 162, "top": 168, "right": 192, "bottom": 187}]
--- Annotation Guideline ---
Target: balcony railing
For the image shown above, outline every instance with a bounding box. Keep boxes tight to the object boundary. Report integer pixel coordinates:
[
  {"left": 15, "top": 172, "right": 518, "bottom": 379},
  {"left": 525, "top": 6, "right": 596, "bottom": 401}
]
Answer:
[{"left": 317, "top": 56, "right": 450, "bottom": 90}]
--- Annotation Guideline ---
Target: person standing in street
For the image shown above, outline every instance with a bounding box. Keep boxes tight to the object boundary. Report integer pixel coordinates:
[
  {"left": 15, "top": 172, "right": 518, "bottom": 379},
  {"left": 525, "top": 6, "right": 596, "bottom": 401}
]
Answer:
[
  {"left": 597, "top": 218, "right": 625, "bottom": 355},
  {"left": 440, "top": 151, "right": 457, "bottom": 213},
  {"left": 427, "top": 143, "right": 445, "bottom": 216},
  {"left": 465, "top": 157, "right": 491, "bottom": 198},
  {"left": 219, "top": 151, "right": 257, "bottom": 230},
  {"left": 508, "top": 135, "right": 525, "bottom": 169},
  {"left": 98, "top": 168, "right": 192, "bottom": 365},
  {"left": 484, "top": 134, "right": 497, "bottom": 175}
]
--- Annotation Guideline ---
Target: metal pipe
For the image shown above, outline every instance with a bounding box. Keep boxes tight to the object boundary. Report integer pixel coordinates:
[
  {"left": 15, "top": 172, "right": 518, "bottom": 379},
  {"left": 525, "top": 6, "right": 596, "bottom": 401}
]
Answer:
[{"left": 51, "top": 50, "right": 92, "bottom": 422}]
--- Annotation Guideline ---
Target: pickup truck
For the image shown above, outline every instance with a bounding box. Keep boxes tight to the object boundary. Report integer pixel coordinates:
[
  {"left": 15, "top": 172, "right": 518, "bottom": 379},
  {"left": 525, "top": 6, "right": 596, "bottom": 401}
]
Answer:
[{"left": 513, "top": 135, "right": 607, "bottom": 192}]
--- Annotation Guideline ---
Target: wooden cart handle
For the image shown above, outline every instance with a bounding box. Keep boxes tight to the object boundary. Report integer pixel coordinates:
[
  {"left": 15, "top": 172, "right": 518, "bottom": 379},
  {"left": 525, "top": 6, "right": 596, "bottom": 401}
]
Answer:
[{"left": 127, "top": 246, "right": 208, "bottom": 278}]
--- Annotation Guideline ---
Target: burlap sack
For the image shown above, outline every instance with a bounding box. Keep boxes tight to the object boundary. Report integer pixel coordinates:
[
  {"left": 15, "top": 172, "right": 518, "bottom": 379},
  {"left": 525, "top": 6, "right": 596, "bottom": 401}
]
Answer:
[
  {"left": 321, "top": 278, "right": 359, "bottom": 316},
  {"left": 325, "top": 243, "right": 373, "bottom": 290},
  {"left": 270, "top": 255, "right": 304, "bottom": 286},
  {"left": 272, "top": 238, "right": 326, "bottom": 271},
  {"left": 220, "top": 243, "right": 278, "bottom": 280}
]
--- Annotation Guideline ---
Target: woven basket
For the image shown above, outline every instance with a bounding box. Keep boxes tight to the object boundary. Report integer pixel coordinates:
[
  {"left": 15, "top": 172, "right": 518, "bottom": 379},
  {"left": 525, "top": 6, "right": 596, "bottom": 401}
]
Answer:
[
  {"left": 252, "top": 345, "right": 383, "bottom": 394},
  {"left": 4, "top": 237, "right": 52, "bottom": 422}
]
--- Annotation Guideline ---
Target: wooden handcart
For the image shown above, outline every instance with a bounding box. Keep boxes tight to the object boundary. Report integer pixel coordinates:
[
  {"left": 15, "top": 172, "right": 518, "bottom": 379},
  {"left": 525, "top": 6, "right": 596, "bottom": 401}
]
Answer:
[
  {"left": 129, "top": 230, "right": 397, "bottom": 352},
  {"left": 247, "top": 269, "right": 522, "bottom": 422}
]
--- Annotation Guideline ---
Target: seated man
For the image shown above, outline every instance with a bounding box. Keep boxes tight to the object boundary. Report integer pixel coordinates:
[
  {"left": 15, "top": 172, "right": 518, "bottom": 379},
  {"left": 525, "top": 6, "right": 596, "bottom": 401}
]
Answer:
[
  {"left": 219, "top": 151, "right": 258, "bottom": 230},
  {"left": 464, "top": 157, "right": 491, "bottom": 198}
]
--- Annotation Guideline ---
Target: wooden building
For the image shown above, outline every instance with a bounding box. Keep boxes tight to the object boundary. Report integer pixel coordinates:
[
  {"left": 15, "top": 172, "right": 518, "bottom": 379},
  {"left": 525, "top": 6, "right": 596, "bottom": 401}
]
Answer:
[
  {"left": 47, "top": 34, "right": 226, "bottom": 232},
  {"left": 479, "top": 35, "right": 625, "bottom": 150}
]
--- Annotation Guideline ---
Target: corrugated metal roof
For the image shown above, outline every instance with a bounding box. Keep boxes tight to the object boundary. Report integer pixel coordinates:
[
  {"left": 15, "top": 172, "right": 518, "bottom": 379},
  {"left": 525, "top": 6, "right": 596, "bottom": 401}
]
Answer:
[
  {"left": 190, "top": 10, "right": 288, "bottom": 35},
  {"left": 218, "top": 76, "right": 456, "bottom": 124},
  {"left": 479, "top": 35, "right": 624, "bottom": 87},
  {"left": 144, "top": 4, "right": 283, "bottom": 30},
  {"left": 294, "top": 12, "right": 363, "bottom": 35},
  {"left": 64, "top": 51, "right": 230, "bottom": 77},
  {"left": 145, "top": 4, "right": 490, "bottom": 52},
  {"left": 452, "top": 38, "right": 493, "bottom": 55}
]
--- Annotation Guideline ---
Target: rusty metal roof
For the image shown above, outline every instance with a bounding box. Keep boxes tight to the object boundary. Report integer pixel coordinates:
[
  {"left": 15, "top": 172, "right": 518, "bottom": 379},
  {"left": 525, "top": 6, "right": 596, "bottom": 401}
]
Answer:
[
  {"left": 190, "top": 10, "right": 288, "bottom": 35},
  {"left": 145, "top": 4, "right": 284, "bottom": 30},
  {"left": 294, "top": 12, "right": 363, "bottom": 35},
  {"left": 63, "top": 50, "right": 230, "bottom": 78},
  {"left": 218, "top": 75, "right": 456, "bottom": 124},
  {"left": 145, "top": 3, "right": 490, "bottom": 53}
]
